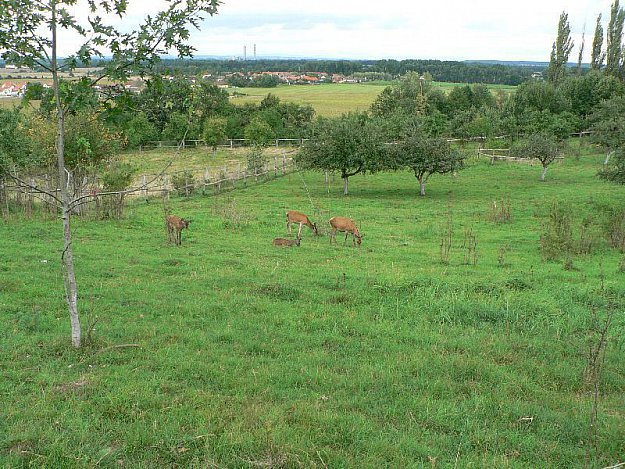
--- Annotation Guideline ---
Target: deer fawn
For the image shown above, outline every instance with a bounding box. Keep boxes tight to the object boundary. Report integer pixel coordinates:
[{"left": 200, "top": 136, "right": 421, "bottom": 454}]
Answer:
[
  {"left": 286, "top": 210, "right": 318, "bottom": 238},
  {"left": 329, "top": 217, "right": 363, "bottom": 246},
  {"left": 273, "top": 237, "right": 301, "bottom": 247},
  {"left": 166, "top": 215, "right": 191, "bottom": 246}
]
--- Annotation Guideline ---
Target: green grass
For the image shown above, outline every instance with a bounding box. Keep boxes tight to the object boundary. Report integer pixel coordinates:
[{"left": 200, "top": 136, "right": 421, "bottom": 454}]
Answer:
[{"left": 1, "top": 141, "right": 624, "bottom": 467}]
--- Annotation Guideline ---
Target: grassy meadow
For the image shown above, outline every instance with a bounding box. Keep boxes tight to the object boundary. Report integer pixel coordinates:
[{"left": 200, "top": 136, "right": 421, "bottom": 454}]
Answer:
[
  {"left": 230, "top": 82, "right": 516, "bottom": 117},
  {"left": 1, "top": 141, "right": 624, "bottom": 467},
  {"left": 231, "top": 83, "right": 389, "bottom": 117}
]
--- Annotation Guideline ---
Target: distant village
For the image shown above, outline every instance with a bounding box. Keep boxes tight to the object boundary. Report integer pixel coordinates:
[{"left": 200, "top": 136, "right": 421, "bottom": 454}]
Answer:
[{"left": 0, "top": 65, "right": 366, "bottom": 99}]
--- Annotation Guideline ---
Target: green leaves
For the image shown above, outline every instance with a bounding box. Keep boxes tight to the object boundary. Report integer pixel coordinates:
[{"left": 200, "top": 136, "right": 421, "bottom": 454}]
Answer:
[{"left": 393, "top": 130, "right": 464, "bottom": 185}]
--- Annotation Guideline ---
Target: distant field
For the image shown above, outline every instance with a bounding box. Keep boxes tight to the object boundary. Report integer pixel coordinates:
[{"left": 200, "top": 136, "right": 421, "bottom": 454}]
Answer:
[
  {"left": 231, "top": 82, "right": 516, "bottom": 117},
  {"left": 231, "top": 83, "right": 389, "bottom": 117},
  {"left": 0, "top": 98, "right": 21, "bottom": 109}
]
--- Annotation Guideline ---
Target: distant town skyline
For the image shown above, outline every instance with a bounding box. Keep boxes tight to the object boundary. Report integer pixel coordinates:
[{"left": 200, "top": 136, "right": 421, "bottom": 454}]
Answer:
[{"left": 48, "top": 0, "right": 610, "bottom": 62}]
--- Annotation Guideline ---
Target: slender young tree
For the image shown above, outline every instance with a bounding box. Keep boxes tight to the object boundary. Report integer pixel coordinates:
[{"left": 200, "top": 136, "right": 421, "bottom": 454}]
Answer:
[
  {"left": 605, "top": 0, "right": 625, "bottom": 77},
  {"left": 576, "top": 28, "right": 586, "bottom": 75},
  {"left": 591, "top": 14, "right": 606, "bottom": 70},
  {"left": 547, "top": 11, "right": 574, "bottom": 87},
  {"left": 0, "top": 0, "right": 220, "bottom": 347}
]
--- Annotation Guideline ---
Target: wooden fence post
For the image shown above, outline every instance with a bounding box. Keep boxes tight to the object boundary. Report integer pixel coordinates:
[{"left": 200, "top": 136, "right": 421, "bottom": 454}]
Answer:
[{"left": 28, "top": 177, "right": 35, "bottom": 217}]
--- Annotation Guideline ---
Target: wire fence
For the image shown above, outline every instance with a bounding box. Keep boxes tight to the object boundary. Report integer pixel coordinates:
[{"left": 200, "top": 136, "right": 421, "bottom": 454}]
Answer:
[
  {"left": 1, "top": 153, "right": 296, "bottom": 219},
  {"left": 139, "top": 138, "right": 308, "bottom": 151}
]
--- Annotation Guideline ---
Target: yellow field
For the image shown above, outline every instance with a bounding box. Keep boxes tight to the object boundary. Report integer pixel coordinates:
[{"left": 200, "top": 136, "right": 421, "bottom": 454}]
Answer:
[
  {"left": 231, "top": 82, "right": 516, "bottom": 117},
  {"left": 230, "top": 83, "right": 389, "bottom": 117}
]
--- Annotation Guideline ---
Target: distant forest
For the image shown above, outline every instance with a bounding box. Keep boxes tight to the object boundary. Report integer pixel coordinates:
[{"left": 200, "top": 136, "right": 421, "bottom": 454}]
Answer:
[
  {"left": 0, "top": 57, "right": 546, "bottom": 85},
  {"left": 145, "top": 59, "right": 545, "bottom": 86}
]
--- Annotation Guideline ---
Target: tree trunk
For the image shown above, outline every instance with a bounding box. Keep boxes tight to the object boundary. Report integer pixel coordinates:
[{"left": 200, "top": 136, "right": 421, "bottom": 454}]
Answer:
[
  {"left": 541, "top": 165, "right": 548, "bottom": 181},
  {"left": 52, "top": 2, "right": 81, "bottom": 347},
  {"left": 343, "top": 175, "right": 349, "bottom": 195},
  {"left": 419, "top": 179, "right": 426, "bottom": 196}
]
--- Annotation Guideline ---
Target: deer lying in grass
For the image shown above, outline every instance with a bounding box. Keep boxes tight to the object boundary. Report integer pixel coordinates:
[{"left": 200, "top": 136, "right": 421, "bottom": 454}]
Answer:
[
  {"left": 287, "top": 210, "right": 318, "bottom": 238},
  {"left": 329, "top": 217, "right": 363, "bottom": 246},
  {"left": 273, "top": 237, "right": 301, "bottom": 247},
  {"left": 166, "top": 215, "right": 191, "bottom": 246}
]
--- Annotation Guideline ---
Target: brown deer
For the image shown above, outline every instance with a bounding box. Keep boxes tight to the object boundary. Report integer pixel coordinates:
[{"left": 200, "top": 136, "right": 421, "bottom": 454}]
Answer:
[
  {"left": 329, "top": 217, "right": 363, "bottom": 246},
  {"left": 273, "top": 237, "right": 301, "bottom": 247},
  {"left": 166, "top": 215, "right": 191, "bottom": 245},
  {"left": 286, "top": 210, "right": 318, "bottom": 238}
]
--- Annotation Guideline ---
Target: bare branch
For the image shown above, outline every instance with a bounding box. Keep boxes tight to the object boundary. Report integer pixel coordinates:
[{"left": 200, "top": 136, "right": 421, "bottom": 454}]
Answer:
[{"left": 5, "top": 173, "right": 62, "bottom": 204}]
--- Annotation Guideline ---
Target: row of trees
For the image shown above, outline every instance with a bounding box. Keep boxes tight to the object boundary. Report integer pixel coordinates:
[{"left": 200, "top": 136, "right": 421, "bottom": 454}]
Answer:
[
  {"left": 543, "top": 1, "right": 625, "bottom": 184},
  {"left": 297, "top": 111, "right": 567, "bottom": 196},
  {"left": 22, "top": 76, "right": 316, "bottom": 150}
]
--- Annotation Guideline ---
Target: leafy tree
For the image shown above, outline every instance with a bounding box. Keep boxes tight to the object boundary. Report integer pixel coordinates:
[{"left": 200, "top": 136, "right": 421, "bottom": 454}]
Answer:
[
  {"left": 547, "top": 11, "right": 574, "bottom": 86},
  {"left": 298, "top": 114, "right": 389, "bottom": 195},
  {"left": 190, "top": 81, "right": 231, "bottom": 123},
  {"left": 99, "top": 161, "right": 136, "bottom": 219},
  {"left": 246, "top": 146, "right": 268, "bottom": 176},
  {"left": 254, "top": 74, "right": 280, "bottom": 87},
  {"left": 591, "top": 14, "right": 606, "bottom": 71},
  {"left": 447, "top": 85, "right": 474, "bottom": 112},
  {"left": 599, "top": 148, "right": 625, "bottom": 184},
  {"left": 589, "top": 96, "right": 625, "bottom": 184},
  {"left": 244, "top": 116, "right": 276, "bottom": 147},
  {"left": 0, "top": 109, "right": 34, "bottom": 175},
  {"left": 260, "top": 93, "right": 281, "bottom": 109},
  {"left": 576, "top": 29, "right": 585, "bottom": 76},
  {"left": 510, "top": 81, "right": 570, "bottom": 114},
  {"left": 162, "top": 112, "right": 199, "bottom": 142},
  {"left": 370, "top": 72, "right": 428, "bottom": 117},
  {"left": 393, "top": 130, "right": 464, "bottom": 196},
  {"left": 29, "top": 112, "right": 123, "bottom": 175},
  {"left": 37, "top": 78, "right": 99, "bottom": 116},
  {"left": 605, "top": 0, "right": 625, "bottom": 77},
  {"left": 511, "top": 133, "right": 562, "bottom": 181},
  {"left": 125, "top": 113, "right": 159, "bottom": 149},
  {"left": 22, "top": 82, "right": 45, "bottom": 102},
  {"left": 0, "top": 0, "right": 220, "bottom": 347},
  {"left": 203, "top": 117, "right": 228, "bottom": 151},
  {"left": 420, "top": 110, "right": 449, "bottom": 137},
  {"left": 136, "top": 76, "right": 194, "bottom": 132}
]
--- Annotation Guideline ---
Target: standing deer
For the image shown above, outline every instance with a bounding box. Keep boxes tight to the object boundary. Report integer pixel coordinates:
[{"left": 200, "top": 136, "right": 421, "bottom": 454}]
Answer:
[
  {"left": 273, "top": 237, "right": 301, "bottom": 247},
  {"left": 166, "top": 215, "right": 191, "bottom": 246},
  {"left": 329, "top": 217, "right": 363, "bottom": 246},
  {"left": 286, "top": 210, "right": 318, "bottom": 238}
]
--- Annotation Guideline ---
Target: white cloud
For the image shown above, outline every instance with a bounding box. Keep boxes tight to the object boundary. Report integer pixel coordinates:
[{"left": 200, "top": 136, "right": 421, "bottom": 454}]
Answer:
[{"left": 34, "top": 0, "right": 616, "bottom": 61}]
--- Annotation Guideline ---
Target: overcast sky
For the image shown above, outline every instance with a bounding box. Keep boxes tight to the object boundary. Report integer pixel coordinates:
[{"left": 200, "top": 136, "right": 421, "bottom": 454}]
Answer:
[
  {"left": 188, "top": 0, "right": 609, "bottom": 61},
  {"left": 52, "top": 0, "right": 610, "bottom": 62}
]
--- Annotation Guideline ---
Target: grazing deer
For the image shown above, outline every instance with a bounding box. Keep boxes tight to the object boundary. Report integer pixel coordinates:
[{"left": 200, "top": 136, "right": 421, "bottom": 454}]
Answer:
[
  {"left": 287, "top": 210, "right": 318, "bottom": 238},
  {"left": 273, "top": 237, "right": 301, "bottom": 247},
  {"left": 329, "top": 217, "right": 363, "bottom": 246},
  {"left": 166, "top": 215, "right": 191, "bottom": 246}
]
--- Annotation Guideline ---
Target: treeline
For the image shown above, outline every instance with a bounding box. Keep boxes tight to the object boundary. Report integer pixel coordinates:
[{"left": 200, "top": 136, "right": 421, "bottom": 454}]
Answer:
[{"left": 139, "top": 58, "right": 542, "bottom": 86}]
